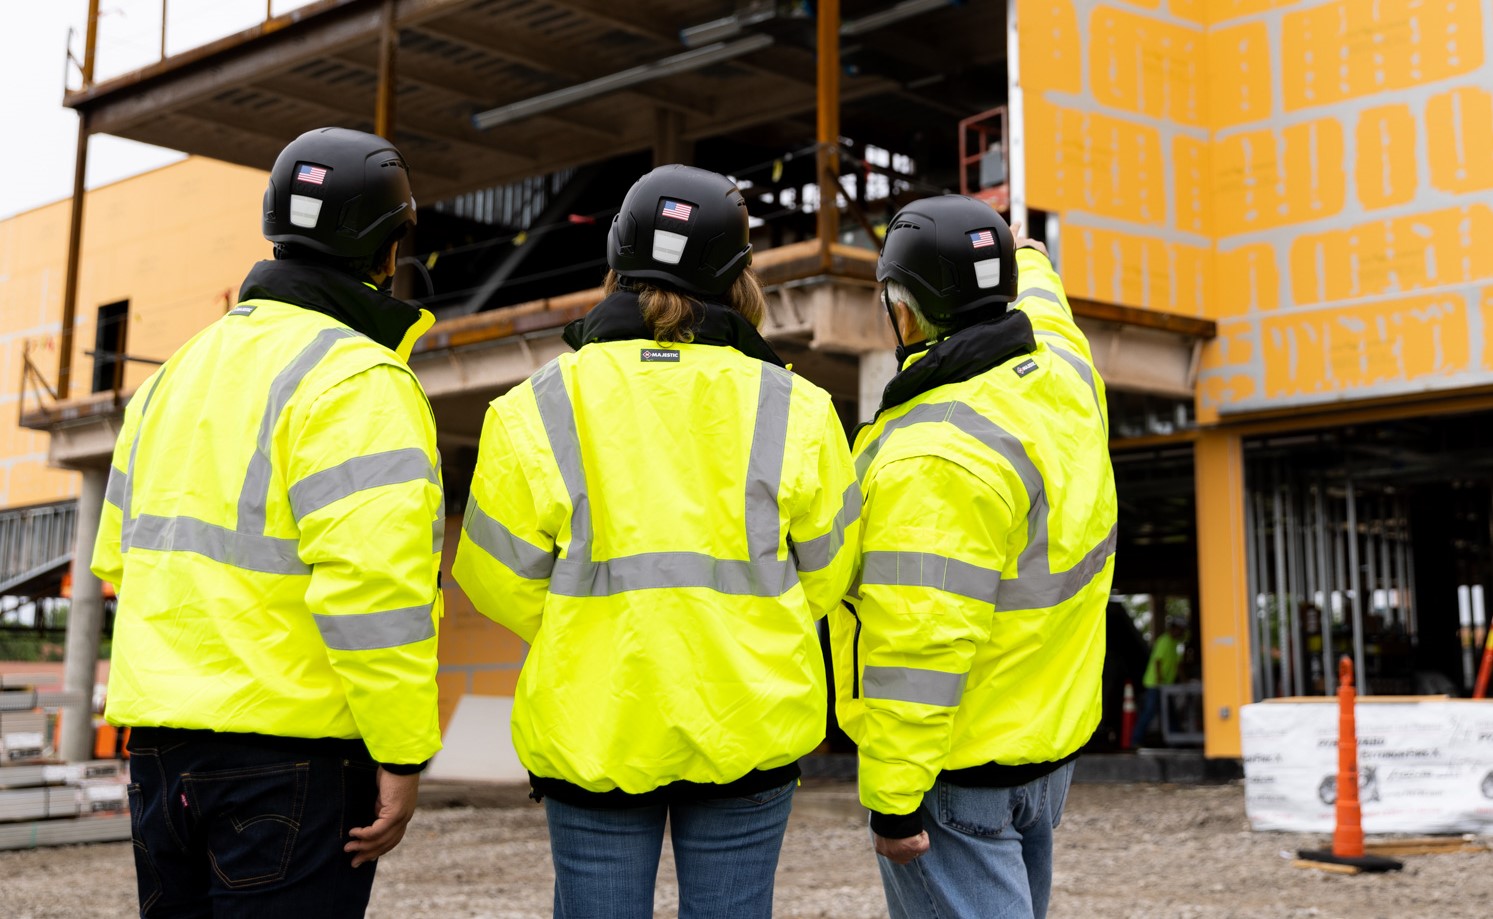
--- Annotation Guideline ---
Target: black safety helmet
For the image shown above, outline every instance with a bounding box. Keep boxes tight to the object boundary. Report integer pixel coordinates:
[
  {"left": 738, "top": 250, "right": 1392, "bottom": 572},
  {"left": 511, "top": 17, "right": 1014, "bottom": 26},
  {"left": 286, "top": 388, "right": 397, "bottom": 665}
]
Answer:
[
  {"left": 877, "top": 195, "right": 1018, "bottom": 326},
  {"left": 263, "top": 127, "right": 416, "bottom": 259},
  {"left": 607, "top": 165, "right": 752, "bottom": 297}
]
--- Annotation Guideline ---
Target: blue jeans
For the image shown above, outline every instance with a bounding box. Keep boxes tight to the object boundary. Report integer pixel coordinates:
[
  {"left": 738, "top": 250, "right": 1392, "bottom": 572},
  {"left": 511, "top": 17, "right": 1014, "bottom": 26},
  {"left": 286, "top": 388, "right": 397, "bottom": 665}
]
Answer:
[
  {"left": 543, "top": 782, "right": 795, "bottom": 919},
  {"left": 878, "top": 762, "right": 1075, "bottom": 919},
  {"left": 125, "top": 728, "right": 380, "bottom": 918}
]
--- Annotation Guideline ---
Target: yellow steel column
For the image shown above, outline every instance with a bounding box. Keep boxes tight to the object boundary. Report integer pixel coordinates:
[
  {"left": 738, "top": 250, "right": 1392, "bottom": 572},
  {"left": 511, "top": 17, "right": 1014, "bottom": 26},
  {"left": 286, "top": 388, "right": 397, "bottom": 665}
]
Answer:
[{"left": 1195, "top": 428, "right": 1252, "bottom": 757}]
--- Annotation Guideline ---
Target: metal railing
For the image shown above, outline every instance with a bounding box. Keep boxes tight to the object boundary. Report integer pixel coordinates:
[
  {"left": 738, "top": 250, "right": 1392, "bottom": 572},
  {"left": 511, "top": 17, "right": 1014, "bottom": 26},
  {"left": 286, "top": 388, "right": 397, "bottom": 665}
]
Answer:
[{"left": 0, "top": 503, "right": 78, "bottom": 594}]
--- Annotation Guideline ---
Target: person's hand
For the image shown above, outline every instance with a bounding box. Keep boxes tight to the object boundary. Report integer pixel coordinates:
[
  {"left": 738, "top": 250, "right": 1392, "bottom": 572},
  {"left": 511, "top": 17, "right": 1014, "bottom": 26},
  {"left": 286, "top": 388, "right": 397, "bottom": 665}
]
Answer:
[
  {"left": 345, "top": 768, "right": 420, "bottom": 867},
  {"left": 1009, "top": 222, "right": 1049, "bottom": 258},
  {"left": 874, "top": 830, "right": 930, "bottom": 865}
]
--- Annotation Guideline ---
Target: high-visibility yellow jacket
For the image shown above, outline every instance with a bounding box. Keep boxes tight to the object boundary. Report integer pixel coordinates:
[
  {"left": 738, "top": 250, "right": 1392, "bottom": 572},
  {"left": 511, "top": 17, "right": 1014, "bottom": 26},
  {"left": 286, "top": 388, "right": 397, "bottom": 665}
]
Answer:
[
  {"left": 93, "top": 274, "right": 444, "bottom": 767},
  {"left": 832, "top": 247, "right": 1115, "bottom": 828},
  {"left": 453, "top": 294, "right": 858, "bottom": 796}
]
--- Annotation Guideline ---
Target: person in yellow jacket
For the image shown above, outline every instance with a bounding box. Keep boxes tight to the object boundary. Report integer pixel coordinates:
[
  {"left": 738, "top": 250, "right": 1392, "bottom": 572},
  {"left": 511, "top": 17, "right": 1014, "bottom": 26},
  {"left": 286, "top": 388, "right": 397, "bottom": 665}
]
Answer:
[
  {"left": 453, "top": 165, "right": 858, "bottom": 919},
  {"left": 830, "top": 195, "right": 1116, "bottom": 919},
  {"left": 92, "top": 128, "right": 443, "bottom": 918}
]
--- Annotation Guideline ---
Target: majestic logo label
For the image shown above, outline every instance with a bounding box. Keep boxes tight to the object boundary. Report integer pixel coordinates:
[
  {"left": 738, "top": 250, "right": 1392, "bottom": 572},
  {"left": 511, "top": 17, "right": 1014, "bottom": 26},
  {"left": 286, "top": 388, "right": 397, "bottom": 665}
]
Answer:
[
  {"left": 641, "top": 349, "right": 680, "bottom": 362},
  {"left": 1013, "top": 359, "right": 1039, "bottom": 377}
]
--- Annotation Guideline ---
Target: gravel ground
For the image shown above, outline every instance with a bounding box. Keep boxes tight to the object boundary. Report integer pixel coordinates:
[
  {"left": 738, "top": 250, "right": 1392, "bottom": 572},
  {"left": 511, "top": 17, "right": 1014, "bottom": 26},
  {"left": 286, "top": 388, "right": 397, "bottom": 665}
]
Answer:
[{"left": 3, "top": 781, "right": 1490, "bottom": 918}]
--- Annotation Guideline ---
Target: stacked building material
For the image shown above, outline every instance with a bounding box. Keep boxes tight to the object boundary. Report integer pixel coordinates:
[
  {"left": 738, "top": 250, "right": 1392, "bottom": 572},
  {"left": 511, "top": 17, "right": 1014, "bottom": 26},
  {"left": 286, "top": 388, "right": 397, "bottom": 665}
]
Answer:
[{"left": 0, "top": 673, "right": 129, "bottom": 849}]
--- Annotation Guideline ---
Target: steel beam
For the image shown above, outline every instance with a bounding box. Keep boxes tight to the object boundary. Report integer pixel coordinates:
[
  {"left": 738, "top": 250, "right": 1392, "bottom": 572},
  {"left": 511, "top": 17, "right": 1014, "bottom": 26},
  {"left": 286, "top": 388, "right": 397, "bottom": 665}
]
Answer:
[
  {"left": 375, "top": 0, "right": 397, "bottom": 138},
  {"left": 334, "top": 48, "right": 621, "bottom": 142},
  {"left": 57, "top": 0, "right": 100, "bottom": 402},
  {"left": 816, "top": 0, "right": 841, "bottom": 271},
  {"left": 65, "top": 0, "right": 473, "bottom": 136}
]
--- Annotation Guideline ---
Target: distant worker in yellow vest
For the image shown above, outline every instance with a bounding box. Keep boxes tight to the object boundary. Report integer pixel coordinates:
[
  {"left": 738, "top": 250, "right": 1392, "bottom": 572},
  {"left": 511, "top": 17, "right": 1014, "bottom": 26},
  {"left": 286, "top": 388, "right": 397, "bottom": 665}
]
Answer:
[
  {"left": 1131, "top": 614, "right": 1188, "bottom": 747},
  {"left": 93, "top": 127, "right": 444, "bottom": 917},
  {"left": 830, "top": 196, "right": 1116, "bottom": 919},
  {"left": 453, "top": 165, "right": 858, "bottom": 919}
]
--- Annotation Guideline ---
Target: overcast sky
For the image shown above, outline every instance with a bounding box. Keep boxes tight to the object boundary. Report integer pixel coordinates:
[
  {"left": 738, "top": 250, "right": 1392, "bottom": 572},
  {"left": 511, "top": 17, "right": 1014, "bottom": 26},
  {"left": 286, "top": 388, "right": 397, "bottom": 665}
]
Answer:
[{"left": 0, "top": 0, "right": 317, "bottom": 220}]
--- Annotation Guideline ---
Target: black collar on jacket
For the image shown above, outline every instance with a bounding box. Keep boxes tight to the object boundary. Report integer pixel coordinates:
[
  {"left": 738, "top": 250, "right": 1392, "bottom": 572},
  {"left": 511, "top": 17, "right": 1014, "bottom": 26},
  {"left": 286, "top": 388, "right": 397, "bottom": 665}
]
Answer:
[
  {"left": 877, "top": 310, "right": 1038, "bottom": 414},
  {"left": 238, "top": 259, "right": 424, "bottom": 354},
  {"left": 563, "top": 290, "right": 786, "bottom": 367}
]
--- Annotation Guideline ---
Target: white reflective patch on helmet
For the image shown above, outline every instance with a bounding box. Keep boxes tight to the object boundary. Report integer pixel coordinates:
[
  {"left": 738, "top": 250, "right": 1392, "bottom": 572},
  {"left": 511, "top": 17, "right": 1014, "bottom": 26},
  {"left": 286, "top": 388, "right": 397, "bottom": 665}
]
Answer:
[
  {"left": 974, "top": 257, "right": 1002, "bottom": 289},
  {"left": 289, "top": 194, "right": 324, "bottom": 229},
  {"left": 652, "top": 229, "right": 688, "bottom": 265}
]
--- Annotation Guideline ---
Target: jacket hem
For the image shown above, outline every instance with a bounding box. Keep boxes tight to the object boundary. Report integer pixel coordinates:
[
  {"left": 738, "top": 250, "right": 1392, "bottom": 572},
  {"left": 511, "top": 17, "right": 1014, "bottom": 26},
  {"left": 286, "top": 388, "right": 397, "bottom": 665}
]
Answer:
[
  {"left": 528, "top": 762, "right": 801, "bottom": 809},
  {"left": 937, "top": 749, "right": 1080, "bottom": 789},
  {"left": 126, "top": 726, "right": 377, "bottom": 762}
]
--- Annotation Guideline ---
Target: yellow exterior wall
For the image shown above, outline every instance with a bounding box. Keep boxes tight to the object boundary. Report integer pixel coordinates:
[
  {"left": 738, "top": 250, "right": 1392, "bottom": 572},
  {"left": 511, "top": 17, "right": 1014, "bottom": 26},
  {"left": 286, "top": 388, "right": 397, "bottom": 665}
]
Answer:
[
  {"left": 1019, "top": 0, "right": 1493, "bottom": 421},
  {"left": 1, "top": 157, "right": 270, "bottom": 510},
  {"left": 1019, "top": 0, "right": 1493, "bottom": 753}
]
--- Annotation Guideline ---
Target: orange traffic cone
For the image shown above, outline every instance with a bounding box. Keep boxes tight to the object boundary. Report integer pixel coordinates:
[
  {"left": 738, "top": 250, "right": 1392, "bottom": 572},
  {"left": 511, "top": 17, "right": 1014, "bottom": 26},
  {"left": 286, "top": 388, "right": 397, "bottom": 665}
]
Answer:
[
  {"left": 1332, "top": 656, "right": 1365, "bottom": 858},
  {"left": 1297, "top": 657, "right": 1401, "bottom": 873},
  {"left": 1473, "top": 627, "right": 1493, "bottom": 699},
  {"left": 1119, "top": 681, "right": 1136, "bottom": 750}
]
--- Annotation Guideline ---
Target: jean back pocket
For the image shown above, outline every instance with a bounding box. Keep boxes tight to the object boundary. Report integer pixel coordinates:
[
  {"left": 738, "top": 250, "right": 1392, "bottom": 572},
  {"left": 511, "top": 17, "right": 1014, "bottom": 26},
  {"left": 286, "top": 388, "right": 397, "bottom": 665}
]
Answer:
[{"left": 183, "top": 761, "right": 310, "bottom": 889}]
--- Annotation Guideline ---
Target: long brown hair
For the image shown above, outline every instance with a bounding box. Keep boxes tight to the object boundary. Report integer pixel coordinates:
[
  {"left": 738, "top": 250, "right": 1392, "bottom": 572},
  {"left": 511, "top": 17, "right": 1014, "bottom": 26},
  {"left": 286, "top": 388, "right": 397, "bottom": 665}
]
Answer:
[{"left": 604, "top": 269, "right": 768, "bottom": 344}]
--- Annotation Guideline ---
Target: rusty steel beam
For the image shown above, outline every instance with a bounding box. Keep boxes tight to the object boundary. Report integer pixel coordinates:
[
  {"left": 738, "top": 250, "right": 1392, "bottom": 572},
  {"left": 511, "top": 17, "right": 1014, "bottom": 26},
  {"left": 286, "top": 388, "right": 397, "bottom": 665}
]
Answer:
[
  {"left": 816, "top": 0, "right": 841, "bottom": 271},
  {"left": 58, "top": 0, "right": 101, "bottom": 402},
  {"left": 375, "top": 0, "right": 397, "bottom": 138}
]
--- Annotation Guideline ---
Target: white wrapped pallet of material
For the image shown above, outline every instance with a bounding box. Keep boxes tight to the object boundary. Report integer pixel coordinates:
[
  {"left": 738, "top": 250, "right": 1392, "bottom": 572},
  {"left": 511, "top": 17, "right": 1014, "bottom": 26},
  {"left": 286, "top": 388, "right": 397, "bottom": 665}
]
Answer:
[
  {"left": 0, "top": 689, "right": 39, "bottom": 712},
  {"left": 1242, "top": 698, "right": 1493, "bottom": 835},
  {"left": 0, "top": 813, "right": 131, "bottom": 850},
  {"left": 0, "top": 773, "right": 128, "bottom": 822},
  {"left": 0, "top": 710, "right": 57, "bottom": 764},
  {"left": 0, "top": 760, "right": 126, "bottom": 789},
  {"left": 0, "top": 786, "right": 82, "bottom": 823}
]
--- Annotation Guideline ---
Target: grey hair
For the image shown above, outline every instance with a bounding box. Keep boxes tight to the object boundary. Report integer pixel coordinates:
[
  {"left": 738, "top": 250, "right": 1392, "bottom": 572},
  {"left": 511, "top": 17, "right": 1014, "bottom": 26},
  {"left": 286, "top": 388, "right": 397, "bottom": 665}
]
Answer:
[{"left": 884, "top": 280, "right": 951, "bottom": 342}]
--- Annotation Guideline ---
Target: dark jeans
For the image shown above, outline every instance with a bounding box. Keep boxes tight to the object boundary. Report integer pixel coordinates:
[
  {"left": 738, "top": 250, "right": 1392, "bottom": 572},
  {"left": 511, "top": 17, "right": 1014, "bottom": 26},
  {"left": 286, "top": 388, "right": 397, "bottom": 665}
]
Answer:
[{"left": 126, "top": 728, "right": 380, "bottom": 919}]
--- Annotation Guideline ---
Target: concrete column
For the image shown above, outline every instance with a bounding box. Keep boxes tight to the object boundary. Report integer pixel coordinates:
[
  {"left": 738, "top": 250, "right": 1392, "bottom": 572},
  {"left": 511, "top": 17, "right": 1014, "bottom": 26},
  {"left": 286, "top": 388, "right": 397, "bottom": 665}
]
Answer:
[
  {"left": 858, "top": 349, "right": 899, "bottom": 423},
  {"left": 60, "top": 466, "right": 108, "bottom": 763}
]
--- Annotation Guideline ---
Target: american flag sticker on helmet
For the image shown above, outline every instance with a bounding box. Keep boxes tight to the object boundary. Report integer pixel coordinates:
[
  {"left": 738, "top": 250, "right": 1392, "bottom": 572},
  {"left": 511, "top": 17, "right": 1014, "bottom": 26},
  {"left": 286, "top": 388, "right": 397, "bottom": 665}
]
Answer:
[
  {"left": 969, "top": 229, "right": 995, "bottom": 249},
  {"left": 296, "top": 163, "right": 329, "bottom": 186},
  {"left": 661, "top": 199, "right": 693, "bottom": 221}
]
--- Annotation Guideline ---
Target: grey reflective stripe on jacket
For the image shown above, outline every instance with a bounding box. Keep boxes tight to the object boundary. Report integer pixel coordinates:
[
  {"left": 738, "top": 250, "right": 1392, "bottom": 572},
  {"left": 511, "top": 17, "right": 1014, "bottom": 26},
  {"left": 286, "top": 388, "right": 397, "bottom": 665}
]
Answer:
[
  {"left": 462, "top": 498, "right": 556, "bottom": 581},
  {"left": 112, "top": 322, "right": 440, "bottom": 646},
  {"left": 288, "top": 447, "right": 439, "bottom": 522},
  {"left": 518, "top": 359, "right": 832, "bottom": 598},
  {"left": 863, "top": 664, "right": 967, "bottom": 707},
  {"left": 793, "top": 480, "right": 862, "bottom": 572},
  {"left": 315, "top": 602, "right": 436, "bottom": 651},
  {"left": 1034, "top": 329, "right": 1106, "bottom": 434},
  {"left": 855, "top": 400, "right": 1116, "bottom": 614}
]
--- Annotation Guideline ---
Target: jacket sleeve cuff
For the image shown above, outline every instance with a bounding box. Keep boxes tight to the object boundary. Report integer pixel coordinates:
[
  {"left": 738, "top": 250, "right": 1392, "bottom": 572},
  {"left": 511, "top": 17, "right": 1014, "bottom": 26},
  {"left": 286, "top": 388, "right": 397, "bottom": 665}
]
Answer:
[
  {"left": 870, "top": 808, "right": 925, "bottom": 839},
  {"left": 379, "top": 760, "right": 429, "bottom": 776}
]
